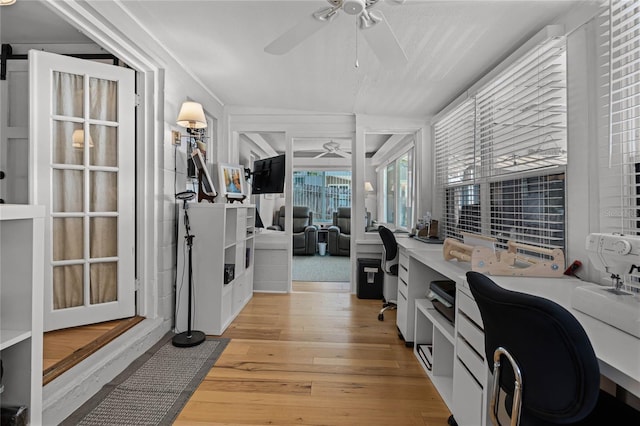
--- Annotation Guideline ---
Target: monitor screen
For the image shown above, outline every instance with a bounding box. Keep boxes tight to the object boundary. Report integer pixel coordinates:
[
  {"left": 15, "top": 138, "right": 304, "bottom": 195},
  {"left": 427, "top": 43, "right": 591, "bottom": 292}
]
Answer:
[
  {"left": 252, "top": 154, "right": 285, "bottom": 194},
  {"left": 191, "top": 148, "right": 217, "bottom": 197}
]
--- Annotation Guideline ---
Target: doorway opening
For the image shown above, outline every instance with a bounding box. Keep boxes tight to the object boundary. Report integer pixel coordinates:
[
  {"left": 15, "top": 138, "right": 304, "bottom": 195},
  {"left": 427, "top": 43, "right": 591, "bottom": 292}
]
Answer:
[{"left": 291, "top": 170, "right": 352, "bottom": 283}]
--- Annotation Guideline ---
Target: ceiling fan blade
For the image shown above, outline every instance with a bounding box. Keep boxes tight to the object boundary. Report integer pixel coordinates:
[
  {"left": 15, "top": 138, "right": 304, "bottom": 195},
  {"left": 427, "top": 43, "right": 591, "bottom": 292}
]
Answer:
[
  {"left": 313, "top": 151, "right": 329, "bottom": 159},
  {"left": 360, "top": 10, "right": 408, "bottom": 65},
  {"left": 265, "top": 8, "right": 333, "bottom": 55}
]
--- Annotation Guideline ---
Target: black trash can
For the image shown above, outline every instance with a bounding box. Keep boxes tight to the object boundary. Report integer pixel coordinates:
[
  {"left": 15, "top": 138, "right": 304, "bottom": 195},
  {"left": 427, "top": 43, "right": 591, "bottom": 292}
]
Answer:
[{"left": 357, "top": 258, "right": 383, "bottom": 299}]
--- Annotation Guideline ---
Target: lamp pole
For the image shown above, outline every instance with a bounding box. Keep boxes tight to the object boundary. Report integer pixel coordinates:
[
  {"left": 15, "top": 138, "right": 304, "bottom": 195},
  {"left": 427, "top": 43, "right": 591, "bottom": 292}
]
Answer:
[{"left": 173, "top": 190, "right": 206, "bottom": 347}]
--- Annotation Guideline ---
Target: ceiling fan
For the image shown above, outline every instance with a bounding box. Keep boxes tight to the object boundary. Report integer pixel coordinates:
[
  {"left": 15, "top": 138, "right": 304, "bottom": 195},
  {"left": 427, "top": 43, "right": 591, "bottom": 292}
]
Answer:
[
  {"left": 313, "top": 141, "right": 351, "bottom": 159},
  {"left": 264, "top": 0, "right": 408, "bottom": 65}
]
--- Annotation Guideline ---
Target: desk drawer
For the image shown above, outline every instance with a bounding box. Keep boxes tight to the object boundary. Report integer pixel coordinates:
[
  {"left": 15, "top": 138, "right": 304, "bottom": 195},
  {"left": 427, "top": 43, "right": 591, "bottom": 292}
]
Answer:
[
  {"left": 457, "top": 311, "right": 484, "bottom": 356},
  {"left": 453, "top": 357, "right": 484, "bottom": 426},
  {"left": 397, "top": 290, "right": 408, "bottom": 338},
  {"left": 398, "top": 275, "right": 408, "bottom": 298},
  {"left": 399, "top": 250, "right": 409, "bottom": 266},
  {"left": 457, "top": 288, "right": 483, "bottom": 327},
  {"left": 398, "top": 260, "right": 409, "bottom": 284},
  {"left": 456, "top": 336, "right": 485, "bottom": 383}
]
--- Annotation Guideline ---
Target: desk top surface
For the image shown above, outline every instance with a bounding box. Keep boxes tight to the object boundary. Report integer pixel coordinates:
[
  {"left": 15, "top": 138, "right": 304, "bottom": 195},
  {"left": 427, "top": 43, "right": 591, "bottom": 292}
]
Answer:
[{"left": 397, "top": 238, "right": 640, "bottom": 397}]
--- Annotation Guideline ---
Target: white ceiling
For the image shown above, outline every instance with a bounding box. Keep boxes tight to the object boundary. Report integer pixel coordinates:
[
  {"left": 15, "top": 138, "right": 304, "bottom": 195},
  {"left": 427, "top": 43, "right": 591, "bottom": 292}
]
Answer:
[{"left": 1, "top": 0, "right": 588, "bottom": 154}]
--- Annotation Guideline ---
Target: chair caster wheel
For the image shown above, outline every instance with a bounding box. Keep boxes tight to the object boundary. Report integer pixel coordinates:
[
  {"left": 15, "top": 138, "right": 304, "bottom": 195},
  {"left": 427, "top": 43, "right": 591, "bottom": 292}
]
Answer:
[
  {"left": 378, "top": 313, "right": 384, "bottom": 321},
  {"left": 447, "top": 415, "right": 458, "bottom": 426}
]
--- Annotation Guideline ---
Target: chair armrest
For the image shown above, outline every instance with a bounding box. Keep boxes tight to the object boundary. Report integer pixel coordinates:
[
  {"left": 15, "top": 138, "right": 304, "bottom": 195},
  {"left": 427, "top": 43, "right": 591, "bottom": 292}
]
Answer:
[{"left": 267, "top": 225, "right": 282, "bottom": 231}]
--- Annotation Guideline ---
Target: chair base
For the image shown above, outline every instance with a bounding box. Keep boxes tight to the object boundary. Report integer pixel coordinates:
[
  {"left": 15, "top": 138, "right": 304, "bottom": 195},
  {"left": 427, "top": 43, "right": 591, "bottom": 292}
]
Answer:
[{"left": 378, "top": 300, "right": 397, "bottom": 321}]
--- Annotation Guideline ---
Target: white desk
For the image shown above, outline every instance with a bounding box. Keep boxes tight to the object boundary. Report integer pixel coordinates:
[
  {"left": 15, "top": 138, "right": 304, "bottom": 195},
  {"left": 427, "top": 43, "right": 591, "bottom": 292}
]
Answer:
[
  {"left": 397, "top": 237, "right": 640, "bottom": 424},
  {"left": 253, "top": 229, "right": 289, "bottom": 292}
]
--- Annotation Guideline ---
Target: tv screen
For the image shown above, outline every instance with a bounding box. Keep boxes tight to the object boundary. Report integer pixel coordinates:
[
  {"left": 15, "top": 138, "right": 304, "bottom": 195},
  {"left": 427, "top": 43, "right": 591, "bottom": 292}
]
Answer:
[{"left": 252, "top": 154, "right": 285, "bottom": 194}]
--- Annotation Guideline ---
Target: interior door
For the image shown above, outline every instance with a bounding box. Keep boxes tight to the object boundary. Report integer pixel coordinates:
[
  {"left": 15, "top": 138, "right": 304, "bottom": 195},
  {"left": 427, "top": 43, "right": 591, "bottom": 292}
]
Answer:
[
  {"left": 0, "top": 61, "right": 29, "bottom": 205},
  {"left": 30, "top": 50, "right": 136, "bottom": 331}
]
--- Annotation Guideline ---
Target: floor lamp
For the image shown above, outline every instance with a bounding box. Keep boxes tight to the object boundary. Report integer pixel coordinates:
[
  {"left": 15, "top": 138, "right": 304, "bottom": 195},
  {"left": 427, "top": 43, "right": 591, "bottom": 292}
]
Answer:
[{"left": 173, "top": 190, "right": 206, "bottom": 347}]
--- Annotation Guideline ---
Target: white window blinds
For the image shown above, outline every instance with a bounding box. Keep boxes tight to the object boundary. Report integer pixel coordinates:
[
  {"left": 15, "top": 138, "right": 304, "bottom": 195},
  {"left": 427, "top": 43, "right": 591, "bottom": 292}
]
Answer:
[
  {"left": 434, "top": 99, "right": 479, "bottom": 239},
  {"left": 477, "top": 39, "right": 567, "bottom": 177},
  {"left": 434, "top": 99, "right": 477, "bottom": 186},
  {"left": 433, "top": 32, "right": 567, "bottom": 252},
  {"left": 602, "top": 0, "right": 640, "bottom": 234}
]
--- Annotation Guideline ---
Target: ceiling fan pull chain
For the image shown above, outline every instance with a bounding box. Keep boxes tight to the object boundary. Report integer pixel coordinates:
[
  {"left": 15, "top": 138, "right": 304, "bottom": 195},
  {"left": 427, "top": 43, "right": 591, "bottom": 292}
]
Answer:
[{"left": 355, "top": 17, "right": 359, "bottom": 68}]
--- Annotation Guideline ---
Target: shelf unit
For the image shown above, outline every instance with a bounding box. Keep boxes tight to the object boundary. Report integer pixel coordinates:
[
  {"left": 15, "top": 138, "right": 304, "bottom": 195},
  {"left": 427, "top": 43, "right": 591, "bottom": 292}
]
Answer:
[
  {"left": 0, "top": 204, "right": 45, "bottom": 425},
  {"left": 414, "top": 298, "right": 455, "bottom": 411},
  {"left": 176, "top": 203, "right": 255, "bottom": 336},
  {"left": 397, "top": 246, "right": 449, "bottom": 344}
]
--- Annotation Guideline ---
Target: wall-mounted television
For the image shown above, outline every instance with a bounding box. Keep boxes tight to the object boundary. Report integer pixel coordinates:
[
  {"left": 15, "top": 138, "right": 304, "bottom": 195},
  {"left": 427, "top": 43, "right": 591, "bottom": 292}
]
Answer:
[{"left": 251, "top": 154, "right": 285, "bottom": 195}]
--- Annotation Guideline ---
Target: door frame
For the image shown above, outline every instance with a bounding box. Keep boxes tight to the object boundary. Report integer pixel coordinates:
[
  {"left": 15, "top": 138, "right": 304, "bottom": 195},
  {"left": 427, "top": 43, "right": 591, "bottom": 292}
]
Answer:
[{"left": 43, "top": 1, "right": 162, "bottom": 321}]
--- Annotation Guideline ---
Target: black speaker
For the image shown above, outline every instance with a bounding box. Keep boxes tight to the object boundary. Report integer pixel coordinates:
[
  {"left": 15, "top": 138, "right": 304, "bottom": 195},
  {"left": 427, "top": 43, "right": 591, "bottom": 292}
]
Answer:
[{"left": 224, "top": 264, "right": 235, "bottom": 284}]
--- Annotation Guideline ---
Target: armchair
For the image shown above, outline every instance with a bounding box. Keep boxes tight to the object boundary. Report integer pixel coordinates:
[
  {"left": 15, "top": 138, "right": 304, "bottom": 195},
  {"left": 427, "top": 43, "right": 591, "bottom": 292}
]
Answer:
[
  {"left": 268, "top": 206, "right": 317, "bottom": 255},
  {"left": 327, "top": 207, "right": 351, "bottom": 256}
]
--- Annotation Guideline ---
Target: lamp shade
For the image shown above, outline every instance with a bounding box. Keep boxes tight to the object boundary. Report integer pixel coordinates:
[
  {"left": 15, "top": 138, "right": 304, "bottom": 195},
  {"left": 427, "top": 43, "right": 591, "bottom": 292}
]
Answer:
[
  {"left": 72, "top": 129, "right": 94, "bottom": 149},
  {"left": 364, "top": 181, "right": 374, "bottom": 192},
  {"left": 0, "top": 0, "right": 17, "bottom": 6},
  {"left": 176, "top": 101, "right": 207, "bottom": 129}
]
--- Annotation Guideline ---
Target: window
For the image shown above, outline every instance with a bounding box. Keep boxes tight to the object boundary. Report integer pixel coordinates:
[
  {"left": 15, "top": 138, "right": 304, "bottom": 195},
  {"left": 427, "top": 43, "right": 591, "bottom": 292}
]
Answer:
[
  {"left": 293, "top": 171, "right": 351, "bottom": 222},
  {"left": 435, "top": 99, "right": 478, "bottom": 239},
  {"left": 600, "top": 0, "right": 640, "bottom": 235},
  {"left": 380, "top": 149, "right": 414, "bottom": 229},
  {"left": 490, "top": 174, "right": 565, "bottom": 250},
  {"left": 434, "top": 32, "right": 567, "bottom": 254}
]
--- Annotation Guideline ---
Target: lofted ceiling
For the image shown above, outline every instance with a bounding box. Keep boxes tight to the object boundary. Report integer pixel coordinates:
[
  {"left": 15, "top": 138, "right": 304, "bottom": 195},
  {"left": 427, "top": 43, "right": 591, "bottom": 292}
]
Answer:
[{"left": 1, "top": 0, "right": 590, "bottom": 155}]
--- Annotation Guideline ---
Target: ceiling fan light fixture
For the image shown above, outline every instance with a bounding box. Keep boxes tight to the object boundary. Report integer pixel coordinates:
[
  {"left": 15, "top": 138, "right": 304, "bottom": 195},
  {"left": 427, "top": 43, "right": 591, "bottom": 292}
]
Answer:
[
  {"left": 343, "top": 0, "right": 365, "bottom": 15},
  {"left": 359, "top": 10, "right": 381, "bottom": 29},
  {"left": 0, "top": 0, "right": 17, "bottom": 6}
]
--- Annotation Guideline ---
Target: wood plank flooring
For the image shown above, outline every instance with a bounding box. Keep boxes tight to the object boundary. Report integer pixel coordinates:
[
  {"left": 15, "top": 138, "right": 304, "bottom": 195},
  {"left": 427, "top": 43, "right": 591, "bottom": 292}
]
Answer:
[
  {"left": 174, "top": 287, "right": 451, "bottom": 425},
  {"left": 43, "top": 316, "right": 144, "bottom": 384},
  {"left": 42, "top": 283, "right": 451, "bottom": 425}
]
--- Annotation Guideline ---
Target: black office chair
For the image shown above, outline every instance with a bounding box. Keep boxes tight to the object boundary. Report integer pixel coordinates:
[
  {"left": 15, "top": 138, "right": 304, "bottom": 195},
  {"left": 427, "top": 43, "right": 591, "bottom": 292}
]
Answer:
[
  {"left": 466, "top": 271, "right": 640, "bottom": 426},
  {"left": 377, "top": 226, "right": 398, "bottom": 321}
]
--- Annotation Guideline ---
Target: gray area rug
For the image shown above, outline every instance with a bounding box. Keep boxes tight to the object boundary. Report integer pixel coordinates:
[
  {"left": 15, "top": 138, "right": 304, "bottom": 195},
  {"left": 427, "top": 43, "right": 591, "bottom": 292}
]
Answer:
[
  {"left": 61, "top": 332, "right": 229, "bottom": 426},
  {"left": 292, "top": 254, "right": 351, "bottom": 282}
]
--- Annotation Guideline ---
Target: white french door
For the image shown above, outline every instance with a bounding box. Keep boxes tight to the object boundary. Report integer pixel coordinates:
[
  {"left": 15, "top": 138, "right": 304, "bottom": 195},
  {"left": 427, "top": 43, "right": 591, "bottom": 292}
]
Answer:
[{"left": 30, "top": 50, "right": 136, "bottom": 331}]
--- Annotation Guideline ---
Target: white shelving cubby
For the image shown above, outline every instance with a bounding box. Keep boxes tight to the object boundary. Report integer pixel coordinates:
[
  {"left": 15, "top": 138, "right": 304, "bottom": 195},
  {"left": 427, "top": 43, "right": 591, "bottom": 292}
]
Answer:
[
  {"left": 1, "top": 204, "right": 45, "bottom": 425},
  {"left": 414, "top": 298, "right": 455, "bottom": 411},
  {"left": 175, "top": 203, "right": 255, "bottom": 336}
]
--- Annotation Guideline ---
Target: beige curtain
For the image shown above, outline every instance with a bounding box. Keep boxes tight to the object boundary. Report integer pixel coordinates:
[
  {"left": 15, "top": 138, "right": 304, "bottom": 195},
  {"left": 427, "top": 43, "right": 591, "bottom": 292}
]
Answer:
[{"left": 52, "top": 72, "right": 119, "bottom": 309}]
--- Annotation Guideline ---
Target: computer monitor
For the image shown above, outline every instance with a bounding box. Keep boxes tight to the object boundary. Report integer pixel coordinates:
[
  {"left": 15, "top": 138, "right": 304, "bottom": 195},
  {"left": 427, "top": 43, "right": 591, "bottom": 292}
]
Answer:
[
  {"left": 191, "top": 148, "right": 217, "bottom": 197},
  {"left": 251, "top": 154, "right": 285, "bottom": 194}
]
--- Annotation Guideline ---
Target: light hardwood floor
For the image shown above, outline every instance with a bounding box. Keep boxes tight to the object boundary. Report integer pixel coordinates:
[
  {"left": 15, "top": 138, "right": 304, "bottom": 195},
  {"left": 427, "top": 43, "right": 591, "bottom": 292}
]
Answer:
[
  {"left": 44, "top": 283, "right": 451, "bottom": 425},
  {"left": 43, "top": 316, "right": 144, "bottom": 384},
  {"left": 174, "top": 285, "right": 451, "bottom": 425}
]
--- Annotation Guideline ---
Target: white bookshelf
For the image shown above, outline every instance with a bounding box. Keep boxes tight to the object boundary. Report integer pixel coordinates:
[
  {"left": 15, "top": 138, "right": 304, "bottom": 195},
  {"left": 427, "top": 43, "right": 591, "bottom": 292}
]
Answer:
[
  {"left": 414, "top": 298, "right": 455, "bottom": 411},
  {"left": 175, "top": 203, "right": 255, "bottom": 335},
  {"left": 0, "top": 204, "right": 45, "bottom": 425}
]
